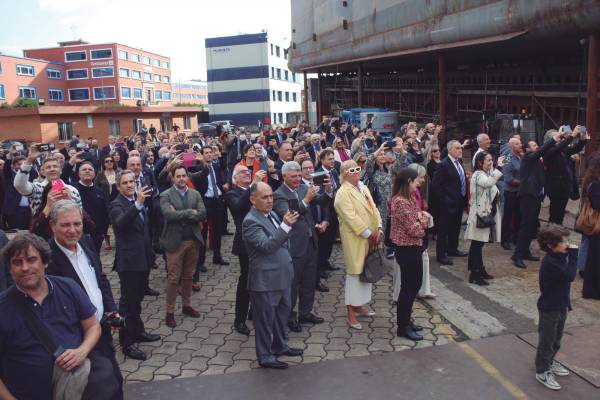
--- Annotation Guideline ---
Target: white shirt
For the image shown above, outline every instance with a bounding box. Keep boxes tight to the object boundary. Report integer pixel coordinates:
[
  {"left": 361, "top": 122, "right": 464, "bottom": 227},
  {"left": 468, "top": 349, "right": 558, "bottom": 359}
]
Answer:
[{"left": 55, "top": 241, "right": 104, "bottom": 321}]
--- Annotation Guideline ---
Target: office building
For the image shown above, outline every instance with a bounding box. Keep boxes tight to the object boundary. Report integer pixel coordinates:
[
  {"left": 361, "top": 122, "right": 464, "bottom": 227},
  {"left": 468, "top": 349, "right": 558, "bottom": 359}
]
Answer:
[{"left": 172, "top": 79, "right": 208, "bottom": 105}]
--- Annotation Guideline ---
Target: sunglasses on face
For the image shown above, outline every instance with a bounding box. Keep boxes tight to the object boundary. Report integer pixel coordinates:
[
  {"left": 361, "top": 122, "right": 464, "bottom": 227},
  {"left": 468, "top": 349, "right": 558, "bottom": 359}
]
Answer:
[
  {"left": 347, "top": 167, "right": 362, "bottom": 174},
  {"left": 432, "top": 149, "right": 440, "bottom": 153},
  {"left": 104, "top": 159, "right": 114, "bottom": 163}
]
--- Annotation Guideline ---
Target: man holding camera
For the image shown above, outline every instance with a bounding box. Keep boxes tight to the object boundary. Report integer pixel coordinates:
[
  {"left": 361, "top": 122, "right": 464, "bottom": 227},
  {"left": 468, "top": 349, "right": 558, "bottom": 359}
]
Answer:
[{"left": 46, "top": 199, "right": 123, "bottom": 398}]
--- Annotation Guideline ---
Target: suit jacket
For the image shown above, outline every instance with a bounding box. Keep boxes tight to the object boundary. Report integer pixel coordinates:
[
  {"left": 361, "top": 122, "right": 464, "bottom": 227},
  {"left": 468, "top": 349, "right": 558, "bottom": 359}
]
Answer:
[
  {"left": 242, "top": 207, "right": 293, "bottom": 292},
  {"left": 225, "top": 186, "right": 252, "bottom": 256},
  {"left": 0, "top": 230, "right": 8, "bottom": 291},
  {"left": 544, "top": 136, "right": 586, "bottom": 198},
  {"left": 2, "top": 163, "right": 24, "bottom": 215},
  {"left": 316, "top": 167, "right": 340, "bottom": 216},
  {"left": 109, "top": 194, "right": 154, "bottom": 272},
  {"left": 46, "top": 238, "right": 117, "bottom": 313},
  {"left": 273, "top": 183, "right": 319, "bottom": 258},
  {"left": 518, "top": 139, "right": 556, "bottom": 198},
  {"left": 191, "top": 162, "right": 225, "bottom": 198},
  {"left": 432, "top": 156, "right": 467, "bottom": 213},
  {"left": 159, "top": 186, "right": 206, "bottom": 252}
]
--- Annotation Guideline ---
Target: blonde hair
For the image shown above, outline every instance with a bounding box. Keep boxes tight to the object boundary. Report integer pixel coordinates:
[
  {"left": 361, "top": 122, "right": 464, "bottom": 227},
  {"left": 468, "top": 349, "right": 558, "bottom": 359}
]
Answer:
[{"left": 340, "top": 160, "right": 359, "bottom": 182}]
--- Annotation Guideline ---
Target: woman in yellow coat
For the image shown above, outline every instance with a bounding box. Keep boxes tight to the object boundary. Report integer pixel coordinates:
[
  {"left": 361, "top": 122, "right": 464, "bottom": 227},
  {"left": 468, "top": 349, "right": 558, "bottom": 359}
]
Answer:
[{"left": 334, "top": 160, "right": 383, "bottom": 330}]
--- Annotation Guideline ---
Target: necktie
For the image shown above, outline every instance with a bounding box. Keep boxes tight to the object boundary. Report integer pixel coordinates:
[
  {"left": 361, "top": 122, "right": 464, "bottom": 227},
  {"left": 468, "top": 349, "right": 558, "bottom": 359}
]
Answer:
[
  {"left": 330, "top": 171, "right": 337, "bottom": 190},
  {"left": 454, "top": 160, "right": 466, "bottom": 196},
  {"left": 130, "top": 200, "right": 145, "bottom": 222},
  {"left": 209, "top": 167, "right": 218, "bottom": 197},
  {"left": 267, "top": 213, "right": 278, "bottom": 228}
]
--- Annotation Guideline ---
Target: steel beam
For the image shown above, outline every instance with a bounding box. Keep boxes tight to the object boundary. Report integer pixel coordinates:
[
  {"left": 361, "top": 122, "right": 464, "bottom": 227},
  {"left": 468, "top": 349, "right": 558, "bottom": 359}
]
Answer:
[
  {"left": 438, "top": 53, "right": 447, "bottom": 127},
  {"left": 586, "top": 33, "right": 599, "bottom": 154},
  {"left": 357, "top": 64, "right": 363, "bottom": 107},
  {"left": 304, "top": 71, "right": 309, "bottom": 126}
]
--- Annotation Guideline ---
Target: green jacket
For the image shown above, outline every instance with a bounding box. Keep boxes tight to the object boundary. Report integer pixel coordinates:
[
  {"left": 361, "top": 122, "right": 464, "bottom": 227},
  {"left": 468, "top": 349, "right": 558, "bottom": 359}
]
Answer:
[{"left": 159, "top": 186, "right": 206, "bottom": 252}]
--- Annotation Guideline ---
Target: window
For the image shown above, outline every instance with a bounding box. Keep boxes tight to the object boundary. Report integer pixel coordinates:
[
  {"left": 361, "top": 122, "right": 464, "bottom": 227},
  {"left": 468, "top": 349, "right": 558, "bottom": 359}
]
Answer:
[
  {"left": 270, "top": 44, "right": 274, "bottom": 55},
  {"left": 133, "top": 119, "right": 143, "bottom": 133},
  {"left": 284, "top": 70, "right": 289, "bottom": 81},
  {"left": 272, "top": 90, "right": 276, "bottom": 101},
  {"left": 118, "top": 50, "right": 128, "bottom": 60},
  {"left": 143, "top": 56, "right": 151, "bottom": 65},
  {"left": 285, "top": 92, "right": 289, "bottom": 102},
  {"left": 65, "top": 51, "right": 86, "bottom": 62},
  {"left": 0, "top": 84, "right": 5, "bottom": 99},
  {"left": 152, "top": 59, "right": 160, "bottom": 67},
  {"left": 58, "top": 122, "right": 74, "bottom": 141},
  {"left": 162, "top": 76, "right": 170, "bottom": 83},
  {"left": 19, "top": 86, "right": 37, "bottom": 99},
  {"left": 162, "top": 61, "right": 170, "bottom": 69},
  {"left": 153, "top": 74, "right": 161, "bottom": 82},
  {"left": 292, "top": 92, "right": 297, "bottom": 102},
  {"left": 292, "top": 72, "right": 296, "bottom": 82},
  {"left": 16, "top": 64, "right": 34, "bottom": 76},
  {"left": 47, "top": 68, "right": 62, "bottom": 79},
  {"left": 271, "top": 67, "right": 274, "bottom": 78},
  {"left": 87, "top": 115, "right": 94, "bottom": 128},
  {"left": 133, "top": 88, "right": 143, "bottom": 99},
  {"left": 93, "top": 86, "right": 116, "bottom": 100},
  {"left": 121, "top": 87, "right": 131, "bottom": 98},
  {"left": 155, "top": 90, "right": 162, "bottom": 100},
  {"left": 284, "top": 49, "right": 288, "bottom": 60},
  {"left": 48, "top": 89, "right": 64, "bottom": 101},
  {"left": 143, "top": 72, "right": 152, "bottom": 81},
  {"left": 68, "top": 88, "right": 90, "bottom": 101},
  {"left": 276, "top": 68, "right": 281, "bottom": 79},
  {"left": 109, "top": 120, "right": 120, "bottom": 136},
  {"left": 91, "top": 67, "right": 114, "bottom": 78},
  {"left": 0, "top": 62, "right": 2, "bottom": 74},
  {"left": 163, "top": 91, "right": 171, "bottom": 100},
  {"left": 67, "top": 69, "right": 88, "bottom": 80},
  {"left": 130, "top": 53, "right": 141, "bottom": 63},
  {"left": 277, "top": 91, "right": 282, "bottom": 101},
  {"left": 131, "top": 70, "right": 141, "bottom": 79},
  {"left": 183, "top": 116, "right": 191, "bottom": 130},
  {"left": 90, "top": 48, "right": 112, "bottom": 60},
  {"left": 119, "top": 68, "right": 130, "bottom": 78},
  {"left": 278, "top": 113, "right": 283, "bottom": 123},
  {"left": 275, "top": 46, "right": 280, "bottom": 57}
]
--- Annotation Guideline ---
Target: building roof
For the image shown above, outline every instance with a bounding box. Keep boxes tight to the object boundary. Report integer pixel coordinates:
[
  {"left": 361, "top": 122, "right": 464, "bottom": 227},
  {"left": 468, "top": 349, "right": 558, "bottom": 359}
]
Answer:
[
  {"left": 205, "top": 32, "right": 268, "bottom": 48},
  {"left": 0, "top": 53, "right": 65, "bottom": 66},
  {"left": 0, "top": 105, "right": 203, "bottom": 117},
  {"left": 23, "top": 41, "right": 170, "bottom": 60}
]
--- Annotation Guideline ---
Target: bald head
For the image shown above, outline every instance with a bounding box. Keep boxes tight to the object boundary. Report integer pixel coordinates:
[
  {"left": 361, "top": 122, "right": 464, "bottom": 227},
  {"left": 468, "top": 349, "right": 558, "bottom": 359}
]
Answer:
[
  {"left": 508, "top": 137, "right": 522, "bottom": 154},
  {"left": 249, "top": 182, "right": 273, "bottom": 213},
  {"left": 477, "top": 134, "right": 491, "bottom": 150},
  {"left": 127, "top": 156, "right": 142, "bottom": 176}
]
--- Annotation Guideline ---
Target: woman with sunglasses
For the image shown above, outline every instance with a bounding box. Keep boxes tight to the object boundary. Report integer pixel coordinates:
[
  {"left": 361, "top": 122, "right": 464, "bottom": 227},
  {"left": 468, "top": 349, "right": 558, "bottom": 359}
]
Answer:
[
  {"left": 334, "top": 160, "right": 382, "bottom": 330},
  {"left": 333, "top": 137, "right": 352, "bottom": 163},
  {"left": 95, "top": 154, "right": 121, "bottom": 251}
]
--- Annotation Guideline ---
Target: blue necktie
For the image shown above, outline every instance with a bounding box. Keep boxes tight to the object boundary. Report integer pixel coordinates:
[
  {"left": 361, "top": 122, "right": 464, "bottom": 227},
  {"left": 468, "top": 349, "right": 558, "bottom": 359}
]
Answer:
[{"left": 454, "top": 160, "right": 466, "bottom": 196}]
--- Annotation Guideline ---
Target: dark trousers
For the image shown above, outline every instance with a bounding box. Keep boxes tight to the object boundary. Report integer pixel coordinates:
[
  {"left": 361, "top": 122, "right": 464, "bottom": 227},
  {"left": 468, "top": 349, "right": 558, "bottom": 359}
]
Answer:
[
  {"left": 436, "top": 208, "right": 462, "bottom": 260},
  {"left": 250, "top": 288, "right": 291, "bottom": 363},
  {"left": 535, "top": 309, "right": 567, "bottom": 373},
  {"left": 317, "top": 217, "right": 338, "bottom": 271},
  {"left": 235, "top": 252, "right": 251, "bottom": 324},
  {"left": 514, "top": 195, "right": 541, "bottom": 258},
  {"left": 548, "top": 196, "right": 569, "bottom": 225},
  {"left": 501, "top": 191, "right": 520, "bottom": 244},
  {"left": 468, "top": 240, "right": 485, "bottom": 272},
  {"left": 92, "top": 234, "right": 104, "bottom": 255},
  {"left": 290, "top": 245, "right": 318, "bottom": 321},
  {"left": 83, "top": 349, "right": 121, "bottom": 400},
  {"left": 395, "top": 246, "right": 423, "bottom": 328},
  {"left": 197, "top": 197, "right": 225, "bottom": 269},
  {"left": 118, "top": 271, "right": 147, "bottom": 344},
  {"left": 4, "top": 206, "right": 31, "bottom": 230},
  {"left": 94, "top": 327, "right": 123, "bottom": 400}
]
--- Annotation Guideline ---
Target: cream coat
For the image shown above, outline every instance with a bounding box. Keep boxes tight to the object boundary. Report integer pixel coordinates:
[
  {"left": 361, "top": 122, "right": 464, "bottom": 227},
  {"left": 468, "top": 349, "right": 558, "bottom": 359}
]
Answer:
[
  {"left": 465, "top": 169, "right": 503, "bottom": 243},
  {"left": 334, "top": 181, "right": 382, "bottom": 275}
]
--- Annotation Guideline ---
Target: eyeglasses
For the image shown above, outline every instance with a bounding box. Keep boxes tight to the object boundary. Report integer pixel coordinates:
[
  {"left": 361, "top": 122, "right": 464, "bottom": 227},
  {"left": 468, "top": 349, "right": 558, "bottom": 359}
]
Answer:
[
  {"left": 432, "top": 149, "right": 440, "bottom": 153},
  {"left": 357, "top": 159, "right": 366, "bottom": 164},
  {"left": 347, "top": 167, "right": 362, "bottom": 174},
  {"left": 104, "top": 159, "right": 114, "bottom": 163}
]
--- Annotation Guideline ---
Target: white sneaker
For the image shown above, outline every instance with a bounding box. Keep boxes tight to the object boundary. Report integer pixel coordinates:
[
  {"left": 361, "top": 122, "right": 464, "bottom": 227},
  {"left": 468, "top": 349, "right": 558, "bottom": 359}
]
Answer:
[
  {"left": 551, "top": 360, "right": 570, "bottom": 377},
  {"left": 536, "top": 371, "right": 561, "bottom": 390}
]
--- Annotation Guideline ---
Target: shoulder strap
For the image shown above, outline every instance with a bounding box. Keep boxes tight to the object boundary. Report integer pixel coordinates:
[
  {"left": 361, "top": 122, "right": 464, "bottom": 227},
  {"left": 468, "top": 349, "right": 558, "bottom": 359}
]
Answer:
[{"left": 8, "top": 286, "right": 62, "bottom": 358}]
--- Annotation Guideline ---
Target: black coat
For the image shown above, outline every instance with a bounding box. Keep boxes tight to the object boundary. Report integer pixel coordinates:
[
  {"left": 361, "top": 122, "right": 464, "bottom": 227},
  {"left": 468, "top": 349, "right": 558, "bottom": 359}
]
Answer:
[
  {"left": 46, "top": 238, "right": 117, "bottom": 313},
  {"left": 224, "top": 186, "right": 252, "bottom": 256},
  {"left": 544, "top": 137, "right": 587, "bottom": 199},
  {"left": 518, "top": 139, "right": 557, "bottom": 198},
  {"left": 75, "top": 182, "right": 110, "bottom": 235},
  {"left": 109, "top": 194, "right": 154, "bottom": 272},
  {"left": 432, "top": 157, "right": 467, "bottom": 213},
  {"left": 191, "top": 162, "right": 225, "bottom": 198}
]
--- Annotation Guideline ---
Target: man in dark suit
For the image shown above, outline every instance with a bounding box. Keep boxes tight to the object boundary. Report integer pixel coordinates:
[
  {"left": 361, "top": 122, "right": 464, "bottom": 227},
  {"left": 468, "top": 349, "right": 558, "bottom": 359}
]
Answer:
[
  {"left": 102, "top": 136, "right": 127, "bottom": 159},
  {"left": 109, "top": 170, "right": 159, "bottom": 360},
  {"left": 306, "top": 134, "right": 323, "bottom": 163},
  {"left": 512, "top": 132, "right": 562, "bottom": 268},
  {"left": 225, "top": 165, "right": 265, "bottom": 335},
  {"left": 432, "top": 140, "right": 468, "bottom": 265},
  {"left": 2, "top": 154, "right": 31, "bottom": 229},
  {"left": 273, "top": 162, "right": 325, "bottom": 332},
  {"left": 242, "top": 182, "right": 303, "bottom": 369},
  {"left": 75, "top": 161, "right": 110, "bottom": 253},
  {"left": 46, "top": 199, "right": 123, "bottom": 399},
  {"left": 315, "top": 150, "right": 340, "bottom": 276},
  {"left": 88, "top": 139, "right": 103, "bottom": 170}
]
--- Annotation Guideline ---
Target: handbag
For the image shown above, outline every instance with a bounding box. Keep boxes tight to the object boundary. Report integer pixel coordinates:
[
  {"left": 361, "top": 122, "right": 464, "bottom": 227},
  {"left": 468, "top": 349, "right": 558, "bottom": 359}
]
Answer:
[
  {"left": 574, "top": 197, "right": 600, "bottom": 236},
  {"left": 360, "top": 245, "right": 390, "bottom": 283},
  {"left": 473, "top": 171, "right": 497, "bottom": 229},
  {"left": 8, "top": 286, "right": 91, "bottom": 400}
]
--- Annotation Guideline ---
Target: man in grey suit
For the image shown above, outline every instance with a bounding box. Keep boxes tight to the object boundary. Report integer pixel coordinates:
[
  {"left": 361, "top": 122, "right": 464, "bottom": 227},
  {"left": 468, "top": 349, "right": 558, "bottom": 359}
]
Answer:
[
  {"left": 274, "top": 161, "right": 325, "bottom": 332},
  {"left": 242, "top": 182, "right": 304, "bottom": 369},
  {"left": 160, "top": 165, "right": 206, "bottom": 328}
]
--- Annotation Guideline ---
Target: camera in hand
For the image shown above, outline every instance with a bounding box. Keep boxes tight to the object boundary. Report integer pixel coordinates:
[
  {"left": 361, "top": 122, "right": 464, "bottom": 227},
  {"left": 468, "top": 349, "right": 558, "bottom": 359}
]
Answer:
[
  {"left": 311, "top": 170, "right": 328, "bottom": 186},
  {"left": 36, "top": 143, "right": 56, "bottom": 152},
  {"left": 384, "top": 140, "right": 395, "bottom": 148},
  {"left": 101, "top": 312, "right": 126, "bottom": 328},
  {"left": 288, "top": 198, "right": 300, "bottom": 213}
]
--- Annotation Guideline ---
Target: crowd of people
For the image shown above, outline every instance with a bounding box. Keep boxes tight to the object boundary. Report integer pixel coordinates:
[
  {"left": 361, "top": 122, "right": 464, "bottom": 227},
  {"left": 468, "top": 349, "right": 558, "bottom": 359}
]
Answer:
[{"left": 0, "top": 117, "right": 599, "bottom": 397}]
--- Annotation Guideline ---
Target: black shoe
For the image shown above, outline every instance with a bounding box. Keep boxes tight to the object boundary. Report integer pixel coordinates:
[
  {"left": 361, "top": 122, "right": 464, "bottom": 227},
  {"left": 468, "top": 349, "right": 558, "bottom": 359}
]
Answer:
[
  {"left": 287, "top": 320, "right": 302, "bottom": 332},
  {"left": 198, "top": 264, "right": 207, "bottom": 273},
  {"left": 234, "top": 322, "right": 250, "bottom": 336},
  {"left": 397, "top": 326, "right": 423, "bottom": 341},
  {"left": 511, "top": 255, "right": 526, "bottom": 269},
  {"left": 410, "top": 323, "right": 424, "bottom": 332},
  {"left": 319, "top": 271, "right": 330, "bottom": 279},
  {"left": 481, "top": 268, "right": 494, "bottom": 280},
  {"left": 137, "top": 332, "right": 161, "bottom": 342},
  {"left": 278, "top": 347, "right": 304, "bottom": 357},
  {"left": 144, "top": 287, "right": 159, "bottom": 296},
  {"left": 213, "top": 258, "right": 230, "bottom": 266},
  {"left": 437, "top": 257, "right": 453, "bottom": 266},
  {"left": 299, "top": 313, "right": 324, "bottom": 324},
  {"left": 123, "top": 344, "right": 147, "bottom": 360},
  {"left": 523, "top": 254, "right": 540, "bottom": 262},
  {"left": 223, "top": 230, "right": 234, "bottom": 236},
  {"left": 247, "top": 308, "right": 253, "bottom": 321},
  {"left": 448, "top": 250, "right": 468, "bottom": 257},
  {"left": 259, "top": 360, "right": 288, "bottom": 369},
  {"left": 316, "top": 282, "right": 329, "bottom": 292},
  {"left": 324, "top": 263, "right": 340, "bottom": 271},
  {"left": 579, "top": 270, "right": 585, "bottom": 279},
  {"left": 469, "top": 272, "right": 490, "bottom": 286},
  {"left": 501, "top": 242, "right": 512, "bottom": 250}
]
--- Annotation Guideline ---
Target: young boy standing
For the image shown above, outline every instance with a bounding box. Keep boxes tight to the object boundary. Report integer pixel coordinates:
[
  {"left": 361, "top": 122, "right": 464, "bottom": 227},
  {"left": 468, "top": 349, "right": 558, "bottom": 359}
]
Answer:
[{"left": 535, "top": 224, "right": 578, "bottom": 390}]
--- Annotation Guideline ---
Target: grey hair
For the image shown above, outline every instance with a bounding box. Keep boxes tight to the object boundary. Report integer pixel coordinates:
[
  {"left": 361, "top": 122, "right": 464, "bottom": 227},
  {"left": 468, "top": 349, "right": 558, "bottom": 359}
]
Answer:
[
  {"left": 544, "top": 129, "right": 558, "bottom": 144},
  {"left": 116, "top": 169, "right": 135, "bottom": 185},
  {"left": 447, "top": 140, "right": 461, "bottom": 151},
  {"left": 281, "top": 161, "right": 301, "bottom": 176},
  {"left": 49, "top": 199, "right": 82, "bottom": 223},
  {"left": 477, "top": 133, "right": 489, "bottom": 144},
  {"left": 408, "top": 163, "right": 426, "bottom": 177}
]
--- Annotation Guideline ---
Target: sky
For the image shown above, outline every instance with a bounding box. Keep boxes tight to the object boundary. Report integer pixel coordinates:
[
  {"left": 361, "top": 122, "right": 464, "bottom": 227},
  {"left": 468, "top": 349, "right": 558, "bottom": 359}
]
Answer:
[{"left": 0, "top": 0, "right": 292, "bottom": 81}]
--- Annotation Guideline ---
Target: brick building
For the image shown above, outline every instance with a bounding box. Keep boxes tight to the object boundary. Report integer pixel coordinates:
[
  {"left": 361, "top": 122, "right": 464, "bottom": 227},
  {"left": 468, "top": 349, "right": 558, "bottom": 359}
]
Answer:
[{"left": 172, "top": 79, "right": 208, "bottom": 105}]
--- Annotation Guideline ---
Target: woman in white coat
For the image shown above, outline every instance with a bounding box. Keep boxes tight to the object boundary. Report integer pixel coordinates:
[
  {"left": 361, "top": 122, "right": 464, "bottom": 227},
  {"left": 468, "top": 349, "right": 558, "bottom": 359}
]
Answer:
[{"left": 465, "top": 151, "right": 504, "bottom": 285}]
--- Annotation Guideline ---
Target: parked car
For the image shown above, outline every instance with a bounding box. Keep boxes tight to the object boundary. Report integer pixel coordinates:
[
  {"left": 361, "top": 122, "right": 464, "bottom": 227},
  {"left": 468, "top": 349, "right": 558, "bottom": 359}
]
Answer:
[
  {"left": 198, "top": 123, "right": 218, "bottom": 137},
  {"left": 211, "top": 120, "right": 235, "bottom": 133}
]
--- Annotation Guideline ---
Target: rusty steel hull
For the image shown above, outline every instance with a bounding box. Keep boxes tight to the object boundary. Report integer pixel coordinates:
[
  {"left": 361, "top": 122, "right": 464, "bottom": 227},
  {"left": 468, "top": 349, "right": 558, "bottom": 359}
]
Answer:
[{"left": 289, "top": 0, "right": 600, "bottom": 72}]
